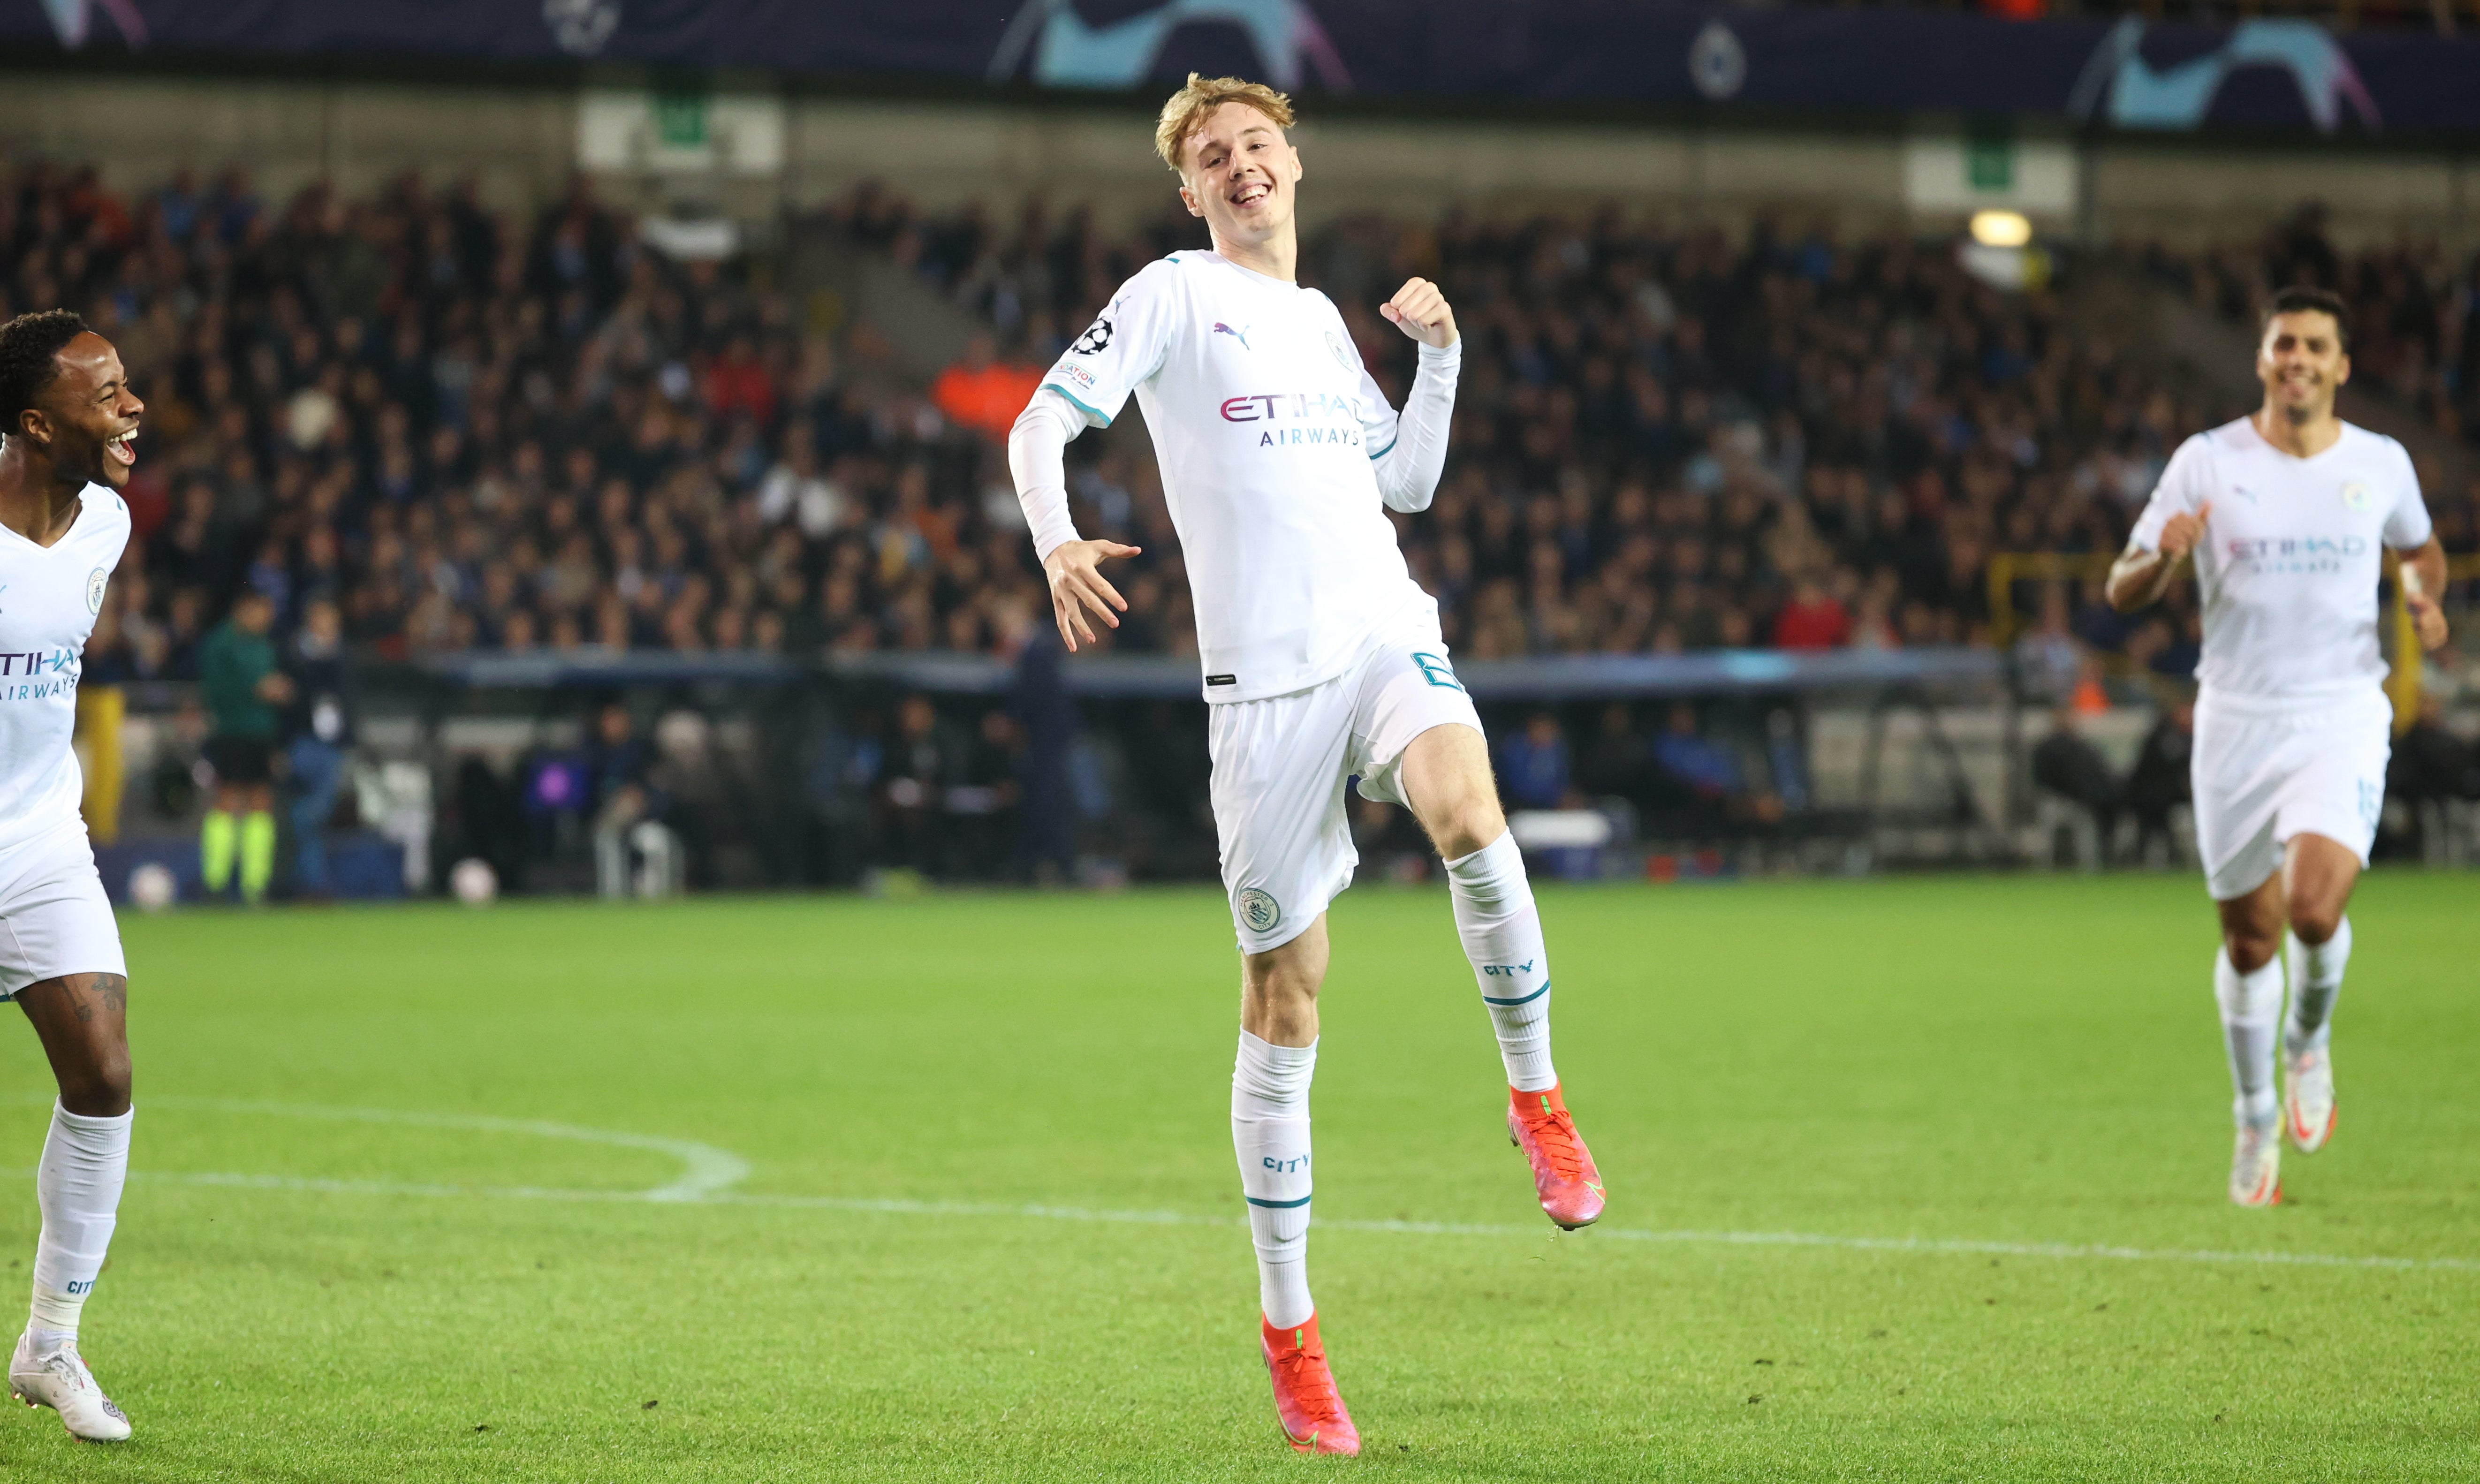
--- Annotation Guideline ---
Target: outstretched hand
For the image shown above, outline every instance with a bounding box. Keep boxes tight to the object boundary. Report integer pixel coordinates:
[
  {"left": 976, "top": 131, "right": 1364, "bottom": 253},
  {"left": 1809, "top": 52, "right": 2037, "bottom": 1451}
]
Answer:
[
  {"left": 1378, "top": 277, "right": 1458, "bottom": 349},
  {"left": 1042, "top": 538, "right": 1142, "bottom": 652}
]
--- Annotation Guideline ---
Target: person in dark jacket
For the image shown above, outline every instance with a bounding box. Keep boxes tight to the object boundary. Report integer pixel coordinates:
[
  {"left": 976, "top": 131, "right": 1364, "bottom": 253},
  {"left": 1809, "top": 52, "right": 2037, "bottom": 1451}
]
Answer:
[
  {"left": 2123, "top": 696, "right": 2195, "bottom": 865},
  {"left": 281, "top": 597, "right": 353, "bottom": 898},
  {"left": 197, "top": 587, "right": 290, "bottom": 903}
]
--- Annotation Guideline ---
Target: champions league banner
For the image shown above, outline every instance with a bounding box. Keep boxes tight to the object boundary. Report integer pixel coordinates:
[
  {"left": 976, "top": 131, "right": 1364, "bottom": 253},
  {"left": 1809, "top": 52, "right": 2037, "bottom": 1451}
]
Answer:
[{"left": 5, "top": 0, "right": 2478, "bottom": 137}]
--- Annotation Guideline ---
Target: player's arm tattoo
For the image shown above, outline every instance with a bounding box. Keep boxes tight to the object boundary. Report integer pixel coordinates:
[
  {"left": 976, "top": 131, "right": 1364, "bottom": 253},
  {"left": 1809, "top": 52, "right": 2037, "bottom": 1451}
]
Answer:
[{"left": 66, "top": 973, "right": 127, "bottom": 1023}]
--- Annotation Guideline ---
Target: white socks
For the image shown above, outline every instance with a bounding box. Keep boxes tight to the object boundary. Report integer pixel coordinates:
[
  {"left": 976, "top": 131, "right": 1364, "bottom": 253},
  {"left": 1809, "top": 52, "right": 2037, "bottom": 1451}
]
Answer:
[
  {"left": 1445, "top": 832, "right": 1558, "bottom": 1092},
  {"left": 1232, "top": 1032, "right": 1316, "bottom": 1329},
  {"left": 30, "top": 1102, "right": 132, "bottom": 1337},
  {"left": 2214, "top": 949, "right": 2283, "bottom": 1128},
  {"left": 2285, "top": 916, "right": 2351, "bottom": 1056}
]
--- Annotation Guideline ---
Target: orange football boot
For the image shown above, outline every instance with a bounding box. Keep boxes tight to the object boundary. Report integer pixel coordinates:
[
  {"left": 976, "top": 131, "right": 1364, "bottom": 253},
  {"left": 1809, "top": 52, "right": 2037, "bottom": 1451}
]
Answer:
[
  {"left": 1259, "top": 1314, "right": 1360, "bottom": 1456},
  {"left": 1509, "top": 1083, "right": 1605, "bottom": 1229}
]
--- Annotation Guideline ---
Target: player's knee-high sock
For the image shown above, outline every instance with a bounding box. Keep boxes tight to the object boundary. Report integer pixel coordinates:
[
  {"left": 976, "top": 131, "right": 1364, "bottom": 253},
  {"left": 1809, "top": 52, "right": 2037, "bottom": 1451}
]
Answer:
[
  {"left": 28, "top": 1102, "right": 131, "bottom": 1342},
  {"left": 200, "top": 810, "right": 236, "bottom": 894},
  {"left": 238, "top": 810, "right": 276, "bottom": 904},
  {"left": 1232, "top": 1031, "right": 1315, "bottom": 1328},
  {"left": 2284, "top": 916, "right": 2351, "bottom": 1056},
  {"left": 2214, "top": 948, "right": 2283, "bottom": 1127},
  {"left": 1445, "top": 833, "right": 1556, "bottom": 1092}
]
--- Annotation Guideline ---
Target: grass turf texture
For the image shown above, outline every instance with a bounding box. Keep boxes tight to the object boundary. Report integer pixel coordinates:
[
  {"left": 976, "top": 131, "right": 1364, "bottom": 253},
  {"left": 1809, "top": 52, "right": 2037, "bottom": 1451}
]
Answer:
[{"left": 0, "top": 875, "right": 2473, "bottom": 1482}]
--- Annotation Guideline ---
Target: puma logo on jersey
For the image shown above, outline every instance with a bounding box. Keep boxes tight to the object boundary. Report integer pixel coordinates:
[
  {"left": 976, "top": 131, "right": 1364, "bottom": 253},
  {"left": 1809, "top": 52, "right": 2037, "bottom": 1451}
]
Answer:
[{"left": 1213, "top": 322, "right": 1251, "bottom": 350}]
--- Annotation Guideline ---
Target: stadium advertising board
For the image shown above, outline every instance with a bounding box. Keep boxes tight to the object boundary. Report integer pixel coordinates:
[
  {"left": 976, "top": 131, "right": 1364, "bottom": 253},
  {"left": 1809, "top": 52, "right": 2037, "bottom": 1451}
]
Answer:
[{"left": 5, "top": 0, "right": 2478, "bottom": 136}]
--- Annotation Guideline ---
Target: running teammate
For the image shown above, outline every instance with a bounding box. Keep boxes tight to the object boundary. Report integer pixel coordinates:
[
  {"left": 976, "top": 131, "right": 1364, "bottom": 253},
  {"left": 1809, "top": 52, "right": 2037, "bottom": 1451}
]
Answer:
[
  {"left": 0, "top": 309, "right": 140, "bottom": 1441},
  {"left": 1007, "top": 76, "right": 1604, "bottom": 1455},
  {"left": 2107, "top": 286, "right": 2449, "bottom": 1208}
]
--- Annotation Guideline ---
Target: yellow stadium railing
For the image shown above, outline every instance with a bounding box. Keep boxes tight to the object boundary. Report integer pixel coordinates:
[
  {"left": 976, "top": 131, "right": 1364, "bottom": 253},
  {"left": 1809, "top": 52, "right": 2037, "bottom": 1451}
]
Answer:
[{"left": 1988, "top": 551, "right": 2480, "bottom": 736}]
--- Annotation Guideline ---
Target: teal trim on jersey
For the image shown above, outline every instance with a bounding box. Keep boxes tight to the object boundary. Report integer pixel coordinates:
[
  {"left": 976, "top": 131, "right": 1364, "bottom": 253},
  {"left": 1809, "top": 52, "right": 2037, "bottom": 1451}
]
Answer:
[
  {"left": 1365, "top": 434, "right": 1397, "bottom": 461},
  {"left": 1244, "top": 1193, "right": 1313, "bottom": 1210},
  {"left": 1042, "top": 381, "right": 1112, "bottom": 428},
  {"left": 1479, "top": 979, "right": 1551, "bottom": 1007}
]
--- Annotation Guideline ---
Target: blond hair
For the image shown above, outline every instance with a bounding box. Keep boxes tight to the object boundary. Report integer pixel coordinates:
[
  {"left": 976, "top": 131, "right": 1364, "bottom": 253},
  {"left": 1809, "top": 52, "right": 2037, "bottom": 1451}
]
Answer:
[{"left": 1154, "top": 73, "right": 1296, "bottom": 175}]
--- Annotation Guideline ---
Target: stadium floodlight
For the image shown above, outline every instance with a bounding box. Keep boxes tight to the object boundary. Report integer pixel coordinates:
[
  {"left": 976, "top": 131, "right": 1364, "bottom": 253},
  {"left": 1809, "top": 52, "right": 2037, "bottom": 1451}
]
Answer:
[
  {"left": 1974, "top": 211, "right": 2033, "bottom": 248},
  {"left": 1970, "top": 210, "right": 2034, "bottom": 248}
]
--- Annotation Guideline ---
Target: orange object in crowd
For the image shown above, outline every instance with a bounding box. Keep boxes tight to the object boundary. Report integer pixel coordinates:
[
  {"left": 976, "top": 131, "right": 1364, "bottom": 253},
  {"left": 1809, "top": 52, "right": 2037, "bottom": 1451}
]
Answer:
[{"left": 934, "top": 357, "right": 1046, "bottom": 443}]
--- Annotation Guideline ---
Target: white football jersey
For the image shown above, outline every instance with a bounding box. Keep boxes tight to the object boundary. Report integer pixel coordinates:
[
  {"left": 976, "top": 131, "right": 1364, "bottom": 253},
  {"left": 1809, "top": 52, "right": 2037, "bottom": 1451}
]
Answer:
[
  {"left": 2131, "top": 416, "right": 2432, "bottom": 703},
  {"left": 0, "top": 484, "right": 129, "bottom": 854},
  {"left": 1041, "top": 251, "right": 1435, "bottom": 703}
]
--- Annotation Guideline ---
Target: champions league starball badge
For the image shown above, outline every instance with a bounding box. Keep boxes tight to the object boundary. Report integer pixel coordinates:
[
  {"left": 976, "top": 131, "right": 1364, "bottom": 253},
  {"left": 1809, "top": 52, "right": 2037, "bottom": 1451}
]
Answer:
[{"left": 1237, "top": 887, "right": 1282, "bottom": 935}]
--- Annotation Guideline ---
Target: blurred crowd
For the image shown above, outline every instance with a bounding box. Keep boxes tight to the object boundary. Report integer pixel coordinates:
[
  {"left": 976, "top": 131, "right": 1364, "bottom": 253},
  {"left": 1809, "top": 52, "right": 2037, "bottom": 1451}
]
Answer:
[
  {"left": 2154, "top": 203, "right": 2480, "bottom": 472},
  {"left": 0, "top": 162, "right": 1053, "bottom": 695},
  {"left": 888, "top": 192, "right": 2479, "bottom": 683},
  {"left": 5, "top": 163, "right": 2475, "bottom": 704}
]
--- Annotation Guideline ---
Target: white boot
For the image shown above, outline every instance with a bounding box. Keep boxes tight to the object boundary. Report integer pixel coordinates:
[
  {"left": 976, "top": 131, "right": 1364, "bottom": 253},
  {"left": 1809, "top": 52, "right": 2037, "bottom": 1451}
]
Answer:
[{"left": 10, "top": 1331, "right": 131, "bottom": 1442}]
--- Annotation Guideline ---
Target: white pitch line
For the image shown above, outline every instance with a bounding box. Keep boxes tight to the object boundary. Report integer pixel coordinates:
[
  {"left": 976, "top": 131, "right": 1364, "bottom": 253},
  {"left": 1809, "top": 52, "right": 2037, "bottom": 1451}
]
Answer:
[
  {"left": 28, "top": 1097, "right": 2475, "bottom": 1275},
  {"left": 138, "top": 1096, "right": 750, "bottom": 1202}
]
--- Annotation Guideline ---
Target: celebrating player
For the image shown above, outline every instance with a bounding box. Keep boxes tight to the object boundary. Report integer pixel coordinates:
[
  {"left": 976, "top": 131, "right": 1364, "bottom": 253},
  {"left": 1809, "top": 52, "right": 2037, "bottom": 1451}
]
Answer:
[
  {"left": 1007, "top": 76, "right": 1604, "bottom": 1455},
  {"left": 0, "top": 310, "right": 142, "bottom": 1440},
  {"left": 2107, "top": 286, "right": 2448, "bottom": 1208}
]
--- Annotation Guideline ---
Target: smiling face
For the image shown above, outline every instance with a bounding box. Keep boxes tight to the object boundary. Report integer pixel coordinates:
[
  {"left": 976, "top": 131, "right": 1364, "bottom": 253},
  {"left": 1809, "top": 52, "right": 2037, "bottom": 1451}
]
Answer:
[
  {"left": 2256, "top": 309, "right": 2349, "bottom": 426},
  {"left": 1176, "top": 101, "right": 1302, "bottom": 255},
  {"left": 23, "top": 331, "right": 144, "bottom": 490}
]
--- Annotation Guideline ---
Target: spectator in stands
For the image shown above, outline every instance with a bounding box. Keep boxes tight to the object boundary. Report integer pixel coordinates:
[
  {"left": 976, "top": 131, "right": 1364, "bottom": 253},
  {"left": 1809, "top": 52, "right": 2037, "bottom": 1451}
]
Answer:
[
  {"left": 932, "top": 333, "right": 1044, "bottom": 445},
  {"left": 197, "top": 587, "right": 290, "bottom": 904},
  {"left": 947, "top": 708, "right": 1024, "bottom": 878},
  {"left": 1496, "top": 712, "right": 1574, "bottom": 810},
  {"left": 1771, "top": 572, "right": 1851, "bottom": 651},
  {"left": 878, "top": 692, "right": 958, "bottom": 874},
  {"left": 588, "top": 703, "right": 670, "bottom": 898},
  {"left": 1652, "top": 704, "right": 1738, "bottom": 804},
  {"left": 2122, "top": 694, "right": 2195, "bottom": 865},
  {"left": 2031, "top": 706, "right": 2121, "bottom": 861},
  {"left": 282, "top": 597, "right": 354, "bottom": 899},
  {"left": 2387, "top": 689, "right": 2480, "bottom": 856}
]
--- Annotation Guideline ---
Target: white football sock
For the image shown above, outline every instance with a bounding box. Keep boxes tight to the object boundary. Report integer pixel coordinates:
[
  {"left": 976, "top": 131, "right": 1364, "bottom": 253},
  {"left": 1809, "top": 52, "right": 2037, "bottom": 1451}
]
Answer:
[
  {"left": 29, "top": 1102, "right": 132, "bottom": 1337},
  {"left": 2284, "top": 916, "right": 2351, "bottom": 1056},
  {"left": 2214, "top": 950, "right": 2283, "bottom": 1128},
  {"left": 1445, "top": 832, "right": 1557, "bottom": 1092},
  {"left": 1232, "top": 1032, "right": 1315, "bottom": 1329}
]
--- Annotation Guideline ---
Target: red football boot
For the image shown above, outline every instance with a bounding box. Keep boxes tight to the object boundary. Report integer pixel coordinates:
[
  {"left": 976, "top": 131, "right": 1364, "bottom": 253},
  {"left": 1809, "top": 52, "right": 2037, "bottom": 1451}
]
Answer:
[
  {"left": 1508, "top": 1083, "right": 1606, "bottom": 1229},
  {"left": 1259, "top": 1314, "right": 1360, "bottom": 1456}
]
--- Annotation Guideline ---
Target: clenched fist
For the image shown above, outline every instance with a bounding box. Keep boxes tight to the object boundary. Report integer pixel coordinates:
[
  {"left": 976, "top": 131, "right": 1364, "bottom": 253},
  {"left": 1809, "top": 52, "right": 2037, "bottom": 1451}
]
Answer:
[
  {"left": 1378, "top": 277, "right": 1458, "bottom": 349},
  {"left": 2156, "top": 501, "right": 2212, "bottom": 563}
]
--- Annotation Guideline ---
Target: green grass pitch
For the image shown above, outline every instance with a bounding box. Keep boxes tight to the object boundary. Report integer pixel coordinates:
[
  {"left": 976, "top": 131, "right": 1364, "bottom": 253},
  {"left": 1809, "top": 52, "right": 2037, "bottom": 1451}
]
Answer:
[{"left": 0, "top": 873, "right": 2474, "bottom": 1481}]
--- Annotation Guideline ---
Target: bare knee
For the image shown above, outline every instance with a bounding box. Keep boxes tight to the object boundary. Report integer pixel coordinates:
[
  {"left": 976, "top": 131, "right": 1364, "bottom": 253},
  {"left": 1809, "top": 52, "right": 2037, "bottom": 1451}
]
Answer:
[
  {"left": 2288, "top": 898, "right": 2343, "bottom": 947},
  {"left": 60, "top": 1049, "right": 131, "bottom": 1118},
  {"left": 1432, "top": 795, "right": 1507, "bottom": 863},
  {"left": 2222, "top": 927, "right": 2281, "bottom": 974},
  {"left": 1240, "top": 925, "right": 1327, "bottom": 1046}
]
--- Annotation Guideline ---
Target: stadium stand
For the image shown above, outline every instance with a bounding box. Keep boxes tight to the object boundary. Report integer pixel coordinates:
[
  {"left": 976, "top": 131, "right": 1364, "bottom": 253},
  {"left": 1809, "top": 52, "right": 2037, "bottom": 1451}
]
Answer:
[{"left": 6, "top": 160, "right": 2473, "bottom": 886}]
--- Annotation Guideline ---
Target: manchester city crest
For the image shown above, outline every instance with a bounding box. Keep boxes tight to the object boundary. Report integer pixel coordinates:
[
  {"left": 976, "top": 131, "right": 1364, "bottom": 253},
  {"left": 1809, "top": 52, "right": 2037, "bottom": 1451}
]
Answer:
[
  {"left": 1324, "top": 331, "right": 1358, "bottom": 372},
  {"left": 1236, "top": 887, "right": 1281, "bottom": 935},
  {"left": 85, "top": 568, "right": 107, "bottom": 614},
  {"left": 2340, "top": 480, "right": 2372, "bottom": 511}
]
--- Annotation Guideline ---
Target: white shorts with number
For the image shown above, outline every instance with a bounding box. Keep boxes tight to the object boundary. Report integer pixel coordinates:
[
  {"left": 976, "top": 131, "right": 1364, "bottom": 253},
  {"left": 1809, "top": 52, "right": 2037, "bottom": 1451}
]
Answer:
[
  {"left": 0, "top": 818, "right": 125, "bottom": 999},
  {"left": 2192, "top": 685, "right": 2392, "bottom": 902},
  {"left": 1209, "top": 613, "right": 1483, "bottom": 954}
]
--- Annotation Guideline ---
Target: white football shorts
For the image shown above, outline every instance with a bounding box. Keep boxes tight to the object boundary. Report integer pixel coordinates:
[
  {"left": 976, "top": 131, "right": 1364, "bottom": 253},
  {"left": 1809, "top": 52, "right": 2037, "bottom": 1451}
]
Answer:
[
  {"left": 2192, "top": 685, "right": 2393, "bottom": 901},
  {"left": 0, "top": 818, "right": 125, "bottom": 999},
  {"left": 1208, "top": 612, "right": 1483, "bottom": 954}
]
